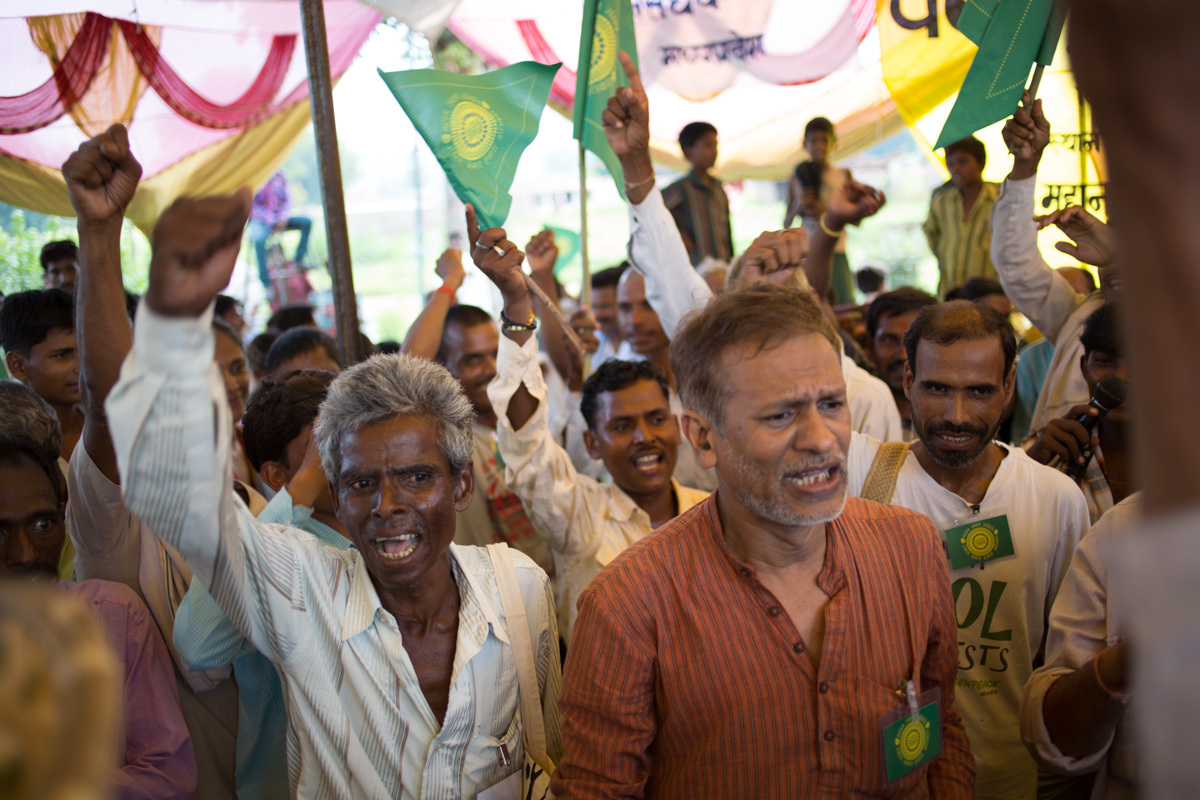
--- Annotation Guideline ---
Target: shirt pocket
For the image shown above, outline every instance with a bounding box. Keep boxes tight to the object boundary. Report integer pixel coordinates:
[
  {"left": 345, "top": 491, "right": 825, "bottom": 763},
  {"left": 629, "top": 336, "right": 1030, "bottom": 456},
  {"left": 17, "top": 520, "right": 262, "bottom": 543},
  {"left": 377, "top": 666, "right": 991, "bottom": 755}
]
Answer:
[{"left": 466, "top": 708, "right": 524, "bottom": 795}]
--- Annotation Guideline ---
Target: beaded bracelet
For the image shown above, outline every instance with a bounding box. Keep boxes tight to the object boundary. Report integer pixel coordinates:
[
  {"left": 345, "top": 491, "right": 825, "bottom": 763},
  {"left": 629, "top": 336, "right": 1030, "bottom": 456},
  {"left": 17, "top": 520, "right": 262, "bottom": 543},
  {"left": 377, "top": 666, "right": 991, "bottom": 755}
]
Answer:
[{"left": 499, "top": 308, "right": 538, "bottom": 332}]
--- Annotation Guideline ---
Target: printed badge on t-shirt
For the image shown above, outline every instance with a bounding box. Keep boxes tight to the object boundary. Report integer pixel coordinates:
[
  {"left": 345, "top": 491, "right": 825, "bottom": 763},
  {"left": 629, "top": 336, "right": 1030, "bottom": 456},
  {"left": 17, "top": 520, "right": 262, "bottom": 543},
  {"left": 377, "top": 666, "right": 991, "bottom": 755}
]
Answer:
[{"left": 943, "top": 514, "right": 1015, "bottom": 570}]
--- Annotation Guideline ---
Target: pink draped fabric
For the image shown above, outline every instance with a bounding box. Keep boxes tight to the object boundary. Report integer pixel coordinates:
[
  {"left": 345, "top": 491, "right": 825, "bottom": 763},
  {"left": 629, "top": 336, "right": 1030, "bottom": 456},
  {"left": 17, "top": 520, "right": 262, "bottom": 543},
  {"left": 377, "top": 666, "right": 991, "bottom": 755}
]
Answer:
[
  {"left": 116, "top": 19, "right": 297, "bottom": 129},
  {"left": 0, "top": 13, "right": 301, "bottom": 134},
  {"left": 516, "top": 20, "right": 577, "bottom": 110},
  {"left": 0, "top": 12, "right": 109, "bottom": 135},
  {"left": 0, "top": 2, "right": 380, "bottom": 181}
]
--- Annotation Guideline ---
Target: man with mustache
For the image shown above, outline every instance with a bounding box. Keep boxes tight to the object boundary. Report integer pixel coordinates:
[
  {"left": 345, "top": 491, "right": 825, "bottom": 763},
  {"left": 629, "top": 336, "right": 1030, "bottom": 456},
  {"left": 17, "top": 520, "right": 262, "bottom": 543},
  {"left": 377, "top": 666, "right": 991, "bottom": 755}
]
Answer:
[
  {"left": 845, "top": 298, "right": 1090, "bottom": 800},
  {"left": 104, "top": 188, "right": 563, "bottom": 799},
  {"left": 550, "top": 53, "right": 974, "bottom": 798},
  {"left": 865, "top": 287, "right": 938, "bottom": 439},
  {"left": 0, "top": 434, "right": 196, "bottom": 798}
]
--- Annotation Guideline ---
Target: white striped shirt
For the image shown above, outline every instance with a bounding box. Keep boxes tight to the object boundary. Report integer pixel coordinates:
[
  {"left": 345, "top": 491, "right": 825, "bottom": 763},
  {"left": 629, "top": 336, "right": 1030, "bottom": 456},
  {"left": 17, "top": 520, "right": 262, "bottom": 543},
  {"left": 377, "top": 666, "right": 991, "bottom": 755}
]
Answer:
[{"left": 107, "top": 304, "right": 562, "bottom": 800}]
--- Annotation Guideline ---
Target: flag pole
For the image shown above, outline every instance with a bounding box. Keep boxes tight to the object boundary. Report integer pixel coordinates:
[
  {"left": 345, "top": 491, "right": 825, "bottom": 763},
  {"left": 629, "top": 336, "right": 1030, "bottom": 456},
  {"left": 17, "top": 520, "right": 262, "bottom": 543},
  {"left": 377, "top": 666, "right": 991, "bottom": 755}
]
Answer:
[
  {"left": 579, "top": 143, "right": 592, "bottom": 309},
  {"left": 1027, "top": 64, "right": 1046, "bottom": 100},
  {"left": 525, "top": 273, "right": 587, "bottom": 363}
]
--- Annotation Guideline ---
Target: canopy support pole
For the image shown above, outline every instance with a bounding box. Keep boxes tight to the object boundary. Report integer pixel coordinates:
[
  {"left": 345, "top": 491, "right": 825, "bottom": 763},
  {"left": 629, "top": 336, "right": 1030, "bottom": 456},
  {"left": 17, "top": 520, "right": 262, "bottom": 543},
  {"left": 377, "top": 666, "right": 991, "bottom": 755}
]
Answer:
[{"left": 300, "top": 0, "right": 362, "bottom": 364}]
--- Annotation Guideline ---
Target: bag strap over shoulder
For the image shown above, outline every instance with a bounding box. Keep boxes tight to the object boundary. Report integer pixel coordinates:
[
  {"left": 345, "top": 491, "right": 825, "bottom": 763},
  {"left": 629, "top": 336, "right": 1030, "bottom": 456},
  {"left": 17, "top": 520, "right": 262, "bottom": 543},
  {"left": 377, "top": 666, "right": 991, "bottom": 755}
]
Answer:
[
  {"left": 860, "top": 441, "right": 910, "bottom": 505},
  {"left": 486, "top": 544, "right": 552, "bottom": 773}
]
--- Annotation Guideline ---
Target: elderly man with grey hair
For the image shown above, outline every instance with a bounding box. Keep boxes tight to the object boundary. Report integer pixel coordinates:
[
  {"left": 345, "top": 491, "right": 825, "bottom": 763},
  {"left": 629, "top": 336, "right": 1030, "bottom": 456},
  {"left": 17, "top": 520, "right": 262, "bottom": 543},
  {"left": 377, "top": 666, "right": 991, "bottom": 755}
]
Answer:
[
  {"left": 104, "top": 189, "right": 562, "bottom": 799},
  {"left": 0, "top": 380, "right": 64, "bottom": 461}
]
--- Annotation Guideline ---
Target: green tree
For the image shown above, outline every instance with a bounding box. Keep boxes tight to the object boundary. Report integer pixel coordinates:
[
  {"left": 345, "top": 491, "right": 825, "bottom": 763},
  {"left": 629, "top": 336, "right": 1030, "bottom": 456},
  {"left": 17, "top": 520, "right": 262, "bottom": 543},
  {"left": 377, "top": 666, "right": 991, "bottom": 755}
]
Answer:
[
  {"left": 0, "top": 208, "right": 152, "bottom": 296},
  {"left": 0, "top": 210, "right": 66, "bottom": 295}
]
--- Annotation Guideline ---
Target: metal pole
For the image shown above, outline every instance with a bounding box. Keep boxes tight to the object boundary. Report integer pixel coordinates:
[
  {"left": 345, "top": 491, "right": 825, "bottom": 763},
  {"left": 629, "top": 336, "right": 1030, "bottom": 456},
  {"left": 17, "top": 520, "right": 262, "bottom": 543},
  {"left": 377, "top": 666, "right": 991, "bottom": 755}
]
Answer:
[
  {"left": 299, "top": 0, "right": 362, "bottom": 364},
  {"left": 412, "top": 145, "right": 427, "bottom": 298},
  {"left": 1077, "top": 88, "right": 1089, "bottom": 211},
  {"left": 578, "top": 144, "right": 591, "bottom": 307}
]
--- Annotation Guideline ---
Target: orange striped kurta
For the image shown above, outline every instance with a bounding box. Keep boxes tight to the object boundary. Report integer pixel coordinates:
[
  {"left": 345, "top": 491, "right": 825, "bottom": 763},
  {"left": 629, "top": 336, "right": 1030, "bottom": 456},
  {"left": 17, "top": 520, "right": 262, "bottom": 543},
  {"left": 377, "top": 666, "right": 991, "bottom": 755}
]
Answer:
[{"left": 552, "top": 493, "right": 975, "bottom": 799}]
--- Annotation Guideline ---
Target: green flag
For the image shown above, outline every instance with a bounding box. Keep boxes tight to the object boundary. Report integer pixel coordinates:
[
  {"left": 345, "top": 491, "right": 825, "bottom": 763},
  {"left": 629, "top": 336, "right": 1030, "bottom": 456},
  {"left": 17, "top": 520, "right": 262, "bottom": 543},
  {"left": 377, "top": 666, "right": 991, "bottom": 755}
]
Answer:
[
  {"left": 574, "top": 0, "right": 639, "bottom": 197},
  {"left": 380, "top": 61, "right": 560, "bottom": 229},
  {"left": 934, "top": 0, "right": 1063, "bottom": 150}
]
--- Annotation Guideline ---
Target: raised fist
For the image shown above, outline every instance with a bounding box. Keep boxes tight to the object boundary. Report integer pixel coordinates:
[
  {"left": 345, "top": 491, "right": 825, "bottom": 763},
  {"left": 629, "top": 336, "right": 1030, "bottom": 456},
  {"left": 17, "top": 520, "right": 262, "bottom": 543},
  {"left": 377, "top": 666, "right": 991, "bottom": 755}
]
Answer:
[
  {"left": 146, "top": 190, "right": 252, "bottom": 318},
  {"left": 62, "top": 124, "right": 143, "bottom": 227}
]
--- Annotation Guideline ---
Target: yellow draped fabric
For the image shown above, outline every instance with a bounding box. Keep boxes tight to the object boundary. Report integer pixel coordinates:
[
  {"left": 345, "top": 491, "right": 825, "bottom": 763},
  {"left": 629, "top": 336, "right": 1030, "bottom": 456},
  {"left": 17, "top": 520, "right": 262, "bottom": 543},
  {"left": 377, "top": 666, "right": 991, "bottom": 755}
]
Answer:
[
  {"left": 124, "top": 99, "right": 317, "bottom": 236},
  {"left": 0, "top": 15, "right": 322, "bottom": 237},
  {"left": 0, "top": 98, "right": 316, "bottom": 238},
  {"left": 645, "top": 82, "right": 907, "bottom": 182}
]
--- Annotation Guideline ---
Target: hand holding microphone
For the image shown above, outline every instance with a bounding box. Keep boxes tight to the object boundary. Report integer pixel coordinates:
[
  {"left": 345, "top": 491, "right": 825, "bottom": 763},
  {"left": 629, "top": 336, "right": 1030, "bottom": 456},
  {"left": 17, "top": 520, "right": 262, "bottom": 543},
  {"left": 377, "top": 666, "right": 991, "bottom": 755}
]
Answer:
[{"left": 1028, "top": 376, "right": 1129, "bottom": 480}]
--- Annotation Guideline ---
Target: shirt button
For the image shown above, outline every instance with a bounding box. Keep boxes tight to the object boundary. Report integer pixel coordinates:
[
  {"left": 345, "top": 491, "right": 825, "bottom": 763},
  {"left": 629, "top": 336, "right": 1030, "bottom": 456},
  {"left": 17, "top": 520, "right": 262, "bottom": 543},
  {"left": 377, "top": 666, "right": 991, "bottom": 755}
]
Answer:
[
  {"left": 768, "top": 606, "right": 781, "bottom": 617},
  {"left": 793, "top": 642, "right": 804, "bottom": 654},
  {"left": 819, "top": 681, "right": 829, "bottom": 694},
  {"left": 740, "top": 568, "right": 751, "bottom": 577},
  {"left": 823, "top": 730, "right": 835, "bottom": 742}
]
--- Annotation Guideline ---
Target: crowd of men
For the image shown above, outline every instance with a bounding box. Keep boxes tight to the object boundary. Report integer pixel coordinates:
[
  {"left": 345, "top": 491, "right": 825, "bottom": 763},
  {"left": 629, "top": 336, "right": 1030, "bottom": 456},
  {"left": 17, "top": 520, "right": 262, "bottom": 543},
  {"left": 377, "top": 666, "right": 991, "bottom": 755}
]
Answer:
[{"left": 2, "top": 7, "right": 1187, "bottom": 797}]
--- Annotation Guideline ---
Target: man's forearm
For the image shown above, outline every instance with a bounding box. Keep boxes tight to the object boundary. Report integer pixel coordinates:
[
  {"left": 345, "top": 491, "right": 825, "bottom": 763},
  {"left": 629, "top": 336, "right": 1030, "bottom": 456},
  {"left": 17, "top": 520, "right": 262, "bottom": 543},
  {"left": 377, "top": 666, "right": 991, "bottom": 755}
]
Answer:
[
  {"left": 1008, "top": 152, "right": 1042, "bottom": 182},
  {"left": 619, "top": 152, "right": 655, "bottom": 206},
  {"left": 108, "top": 307, "right": 226, "bottom": 574},
  {"left": 989, "top": 177, "right": 1077, "bottom": 339},
  {"left": 401, "top": 290, "right": 453, "bottom": 359},
  {"left": 1103, "top": 132, "right": 1200, "bottom": 513},
  {"left": 78, "top": 220, "right": 132, "bottom": 401},
  {"left": 77, "top": 219, "right": 132, "bottom": 481},
  {"left": 1041, "top": 654, "right": 1126, "bottom": 757},
  {"left": 807, "top": 215, "right": 838, "bottom": 300},
  {"left": 620, "top": 152, "right": 712, "bottom": 338}
]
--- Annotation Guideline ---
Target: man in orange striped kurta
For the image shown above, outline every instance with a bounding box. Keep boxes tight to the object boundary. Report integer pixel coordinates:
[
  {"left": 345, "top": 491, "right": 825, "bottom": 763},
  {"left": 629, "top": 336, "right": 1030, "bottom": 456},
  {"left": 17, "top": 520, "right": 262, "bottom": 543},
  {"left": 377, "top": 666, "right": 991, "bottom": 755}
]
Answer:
[{"left": 551, "top": 281, "right": 974, "bottom": 795}]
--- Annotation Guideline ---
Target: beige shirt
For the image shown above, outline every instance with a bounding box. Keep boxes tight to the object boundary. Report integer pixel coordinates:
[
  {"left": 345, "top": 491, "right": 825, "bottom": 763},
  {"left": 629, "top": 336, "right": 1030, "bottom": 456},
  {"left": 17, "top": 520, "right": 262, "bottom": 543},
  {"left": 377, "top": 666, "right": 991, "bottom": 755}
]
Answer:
[
  {"left": 842, "top": 352, "right": 904, "bottom": 442},
  {"left": 1021, "top": 495, "right": 1141, "bottom": 799},
  {"left": 488, "top": 335, "right": 709, "bottom": 641}
]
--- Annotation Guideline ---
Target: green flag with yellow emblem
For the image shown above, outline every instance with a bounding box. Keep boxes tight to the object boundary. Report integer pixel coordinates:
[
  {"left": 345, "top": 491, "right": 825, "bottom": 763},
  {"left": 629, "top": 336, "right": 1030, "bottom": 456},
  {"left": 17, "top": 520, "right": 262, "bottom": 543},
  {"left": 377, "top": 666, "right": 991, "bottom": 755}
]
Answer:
[
  {"left": 574, "top": 0, "right": 639, "bottom": 197},
  {"left": 933, "top": 0, "right": 1066, "bottom": 150},
  {"left": 380, "top": 61, "right": 560, "bottom": 229}
]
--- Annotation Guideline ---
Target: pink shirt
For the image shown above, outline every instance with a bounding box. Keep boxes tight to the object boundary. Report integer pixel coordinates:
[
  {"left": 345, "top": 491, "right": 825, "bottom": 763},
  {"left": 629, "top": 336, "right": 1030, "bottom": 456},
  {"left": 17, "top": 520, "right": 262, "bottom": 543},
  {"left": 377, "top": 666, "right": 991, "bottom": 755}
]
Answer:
[{"left": 64, "top": 579, "right": 197, "bottom": 799}]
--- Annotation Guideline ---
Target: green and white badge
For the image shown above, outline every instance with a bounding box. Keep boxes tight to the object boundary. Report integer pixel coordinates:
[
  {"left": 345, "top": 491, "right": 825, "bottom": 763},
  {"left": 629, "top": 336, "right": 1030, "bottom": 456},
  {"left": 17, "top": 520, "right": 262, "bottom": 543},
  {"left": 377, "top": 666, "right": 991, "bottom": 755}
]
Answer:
[
  {"left": 944, "top": 513, "right": 1015, "bottom": 570},
  {"left": 880, "top": 684, "right": 942, "bottom": 784}
]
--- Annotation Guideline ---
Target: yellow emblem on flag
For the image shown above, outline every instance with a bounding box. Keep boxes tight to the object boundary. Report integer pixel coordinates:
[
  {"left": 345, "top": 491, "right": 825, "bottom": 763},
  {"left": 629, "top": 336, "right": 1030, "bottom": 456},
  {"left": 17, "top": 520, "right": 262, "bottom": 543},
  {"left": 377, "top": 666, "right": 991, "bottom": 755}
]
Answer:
[
  {"left": 442, "top": 96, "right": 501, "bottom": 165},
  {"left": 962, "top": 523, "right": 999, "bottom": 560},
  {"left": 587, "top": 12, "right": 619, "bottom": 95},
  {"left": 894, "top": 716, "right": 932, "bottom": 765}
]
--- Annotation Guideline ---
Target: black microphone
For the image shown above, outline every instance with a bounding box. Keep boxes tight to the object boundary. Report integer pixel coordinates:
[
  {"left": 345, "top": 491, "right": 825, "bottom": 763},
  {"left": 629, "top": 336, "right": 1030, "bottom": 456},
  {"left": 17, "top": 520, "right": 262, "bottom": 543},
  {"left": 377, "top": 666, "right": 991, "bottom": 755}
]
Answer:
[{"left": 1061, "top": 376, "right": 1129, "bottom": 482}]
